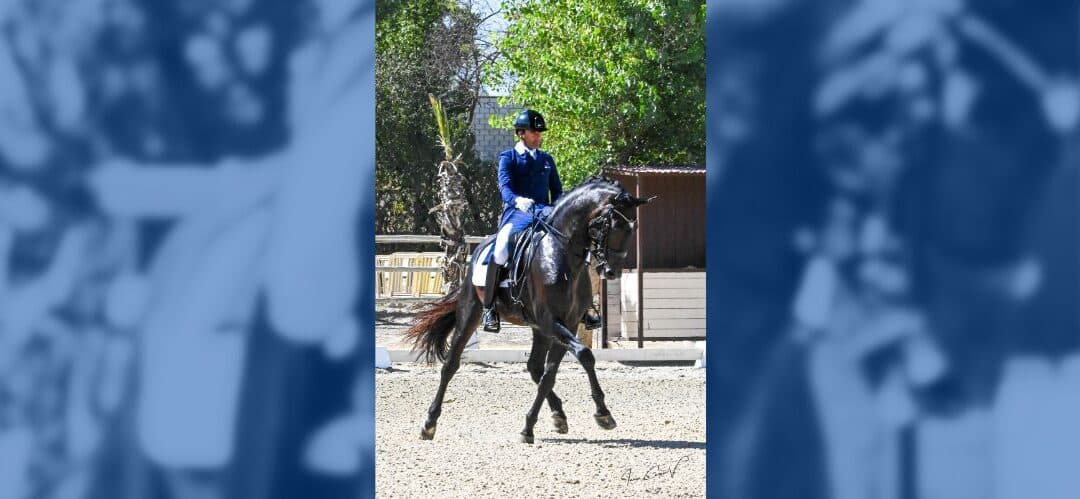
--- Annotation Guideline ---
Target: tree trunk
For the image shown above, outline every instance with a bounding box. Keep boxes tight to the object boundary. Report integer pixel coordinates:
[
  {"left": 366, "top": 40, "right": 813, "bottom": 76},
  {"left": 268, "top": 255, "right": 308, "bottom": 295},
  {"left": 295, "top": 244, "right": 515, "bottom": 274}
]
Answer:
[{"left": 430, "top": 159, "right": 469, "bottom": 292}]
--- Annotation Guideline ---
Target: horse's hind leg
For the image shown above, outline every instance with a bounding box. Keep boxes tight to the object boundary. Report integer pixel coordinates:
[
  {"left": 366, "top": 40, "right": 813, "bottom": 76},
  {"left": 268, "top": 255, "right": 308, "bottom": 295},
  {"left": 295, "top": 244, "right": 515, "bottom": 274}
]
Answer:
[
  {"left": 420, "top": 297, "right": 482, "bottom": 440},
  {"left": 520, "top": 344, "right": 566, "bottom": 444},
  {"left": 551, "top": 320, "right": 616, "bottom": 430},
  {"left": 528, "top": 329, "right": 568, "bottom": 433}
]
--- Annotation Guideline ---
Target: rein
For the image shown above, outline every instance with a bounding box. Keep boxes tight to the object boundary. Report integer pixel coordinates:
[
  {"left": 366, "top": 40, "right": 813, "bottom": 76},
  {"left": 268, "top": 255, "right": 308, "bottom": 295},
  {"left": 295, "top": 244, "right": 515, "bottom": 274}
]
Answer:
[{"left": 505, "top": 192, "right": 635, "bottom": 313}]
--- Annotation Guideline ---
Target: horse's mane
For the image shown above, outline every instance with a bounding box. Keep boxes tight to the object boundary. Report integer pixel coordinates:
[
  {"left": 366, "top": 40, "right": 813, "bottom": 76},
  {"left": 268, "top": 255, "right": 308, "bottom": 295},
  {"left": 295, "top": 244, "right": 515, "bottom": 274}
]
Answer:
[
  {"left": 550, "top": 175, "right": 624, "bottom": 219},
  {"left": 562, "top": 175, "right": 623, "bottom": 197}
]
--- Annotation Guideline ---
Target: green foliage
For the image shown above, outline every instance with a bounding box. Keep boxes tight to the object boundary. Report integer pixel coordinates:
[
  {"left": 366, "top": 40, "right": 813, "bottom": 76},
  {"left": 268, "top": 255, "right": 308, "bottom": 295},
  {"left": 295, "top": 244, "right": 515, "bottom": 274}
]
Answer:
[
  {"left": 428, "top": 93, "right": 455, "bottom": 160},
  {"left": 488, "top": 0, "right": 705, "bottom": 186},
  {"left": 377, "top": 0, "right": 501, "bottom": 235}
]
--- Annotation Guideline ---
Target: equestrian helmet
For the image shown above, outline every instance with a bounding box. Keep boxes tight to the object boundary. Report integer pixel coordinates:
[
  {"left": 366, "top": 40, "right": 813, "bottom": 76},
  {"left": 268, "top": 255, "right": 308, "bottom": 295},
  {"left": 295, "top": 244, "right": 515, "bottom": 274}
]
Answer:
[{"left": 513, "top": 109, "right": 547, "bottom": 132}]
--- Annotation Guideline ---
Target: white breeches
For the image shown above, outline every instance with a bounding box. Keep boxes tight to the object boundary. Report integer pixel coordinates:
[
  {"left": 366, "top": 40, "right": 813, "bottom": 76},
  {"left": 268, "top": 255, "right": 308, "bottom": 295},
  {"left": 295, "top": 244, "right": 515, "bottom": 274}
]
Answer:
[
  {"left": 471, "top": 224, "right": 514, "bottom": 288},
  {"left": 492, "top": 223, "right": 514, "bottom": 265}
]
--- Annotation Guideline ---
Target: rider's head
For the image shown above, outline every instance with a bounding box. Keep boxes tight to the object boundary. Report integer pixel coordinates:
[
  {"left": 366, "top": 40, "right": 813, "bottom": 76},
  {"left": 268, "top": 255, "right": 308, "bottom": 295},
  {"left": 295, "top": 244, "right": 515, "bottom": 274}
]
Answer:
[{"left": 514, "top": 109, "right": 546, "bottom": 150}]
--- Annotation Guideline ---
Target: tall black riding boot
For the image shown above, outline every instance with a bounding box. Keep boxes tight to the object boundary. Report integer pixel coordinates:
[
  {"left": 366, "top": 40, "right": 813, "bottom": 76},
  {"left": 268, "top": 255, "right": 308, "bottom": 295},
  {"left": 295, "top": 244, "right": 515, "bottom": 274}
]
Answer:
[{"left": 481, "top": 261, "right": 501, "bottom": 332}]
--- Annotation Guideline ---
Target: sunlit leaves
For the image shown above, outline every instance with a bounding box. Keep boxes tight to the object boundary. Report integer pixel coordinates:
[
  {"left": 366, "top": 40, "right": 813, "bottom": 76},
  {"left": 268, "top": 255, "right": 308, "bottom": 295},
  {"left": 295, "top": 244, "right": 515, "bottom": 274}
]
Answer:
[{"left": 489, "top": 0, "right": 705, "bottom": 186}]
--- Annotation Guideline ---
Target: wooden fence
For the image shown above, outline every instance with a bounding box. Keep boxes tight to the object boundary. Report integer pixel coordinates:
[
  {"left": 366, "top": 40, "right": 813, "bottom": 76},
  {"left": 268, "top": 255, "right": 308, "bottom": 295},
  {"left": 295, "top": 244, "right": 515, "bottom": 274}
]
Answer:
[{"left": 375, "top": 235, "right": 485, "bottom": 301}]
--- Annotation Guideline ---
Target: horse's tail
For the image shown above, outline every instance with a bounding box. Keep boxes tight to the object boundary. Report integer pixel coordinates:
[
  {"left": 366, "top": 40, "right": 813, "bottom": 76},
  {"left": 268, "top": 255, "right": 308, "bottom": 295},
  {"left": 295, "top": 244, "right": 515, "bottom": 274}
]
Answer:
[{"left": 402, "top": 286, "right": 462, "bottom": 364}]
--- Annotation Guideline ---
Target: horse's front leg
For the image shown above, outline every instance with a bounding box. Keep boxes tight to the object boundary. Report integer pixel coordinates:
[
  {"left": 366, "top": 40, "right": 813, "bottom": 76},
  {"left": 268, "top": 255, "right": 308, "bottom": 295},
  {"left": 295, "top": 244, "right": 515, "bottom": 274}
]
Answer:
[{"left": 550, "top": 320, "right": 616, "bottom": 430}]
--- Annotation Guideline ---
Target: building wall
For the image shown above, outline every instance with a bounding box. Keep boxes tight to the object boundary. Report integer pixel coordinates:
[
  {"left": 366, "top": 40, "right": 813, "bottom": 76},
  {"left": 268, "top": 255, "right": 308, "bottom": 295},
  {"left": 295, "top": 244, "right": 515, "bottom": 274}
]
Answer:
[
  {"left": 472, "top": 95, "right": 519, "bottom": 161},
  {"left": 608, "top": 172, "right": 707, "bottom": 270},
  {"left": 603, "top": 271, "right": 706, "bottom": 340}
]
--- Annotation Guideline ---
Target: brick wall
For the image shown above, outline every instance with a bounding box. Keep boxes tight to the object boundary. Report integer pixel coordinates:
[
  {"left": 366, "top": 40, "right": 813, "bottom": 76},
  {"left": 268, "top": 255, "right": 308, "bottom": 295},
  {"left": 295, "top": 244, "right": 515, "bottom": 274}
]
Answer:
[{"left": 472, "top": 95, "right": 520, "bottom": 161}]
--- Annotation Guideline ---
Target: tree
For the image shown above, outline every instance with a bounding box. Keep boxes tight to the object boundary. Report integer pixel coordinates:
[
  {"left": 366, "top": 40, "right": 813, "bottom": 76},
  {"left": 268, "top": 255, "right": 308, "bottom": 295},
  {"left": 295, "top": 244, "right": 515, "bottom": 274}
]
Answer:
[
  {"left": 488, "top": 0, "right": 705, "bottom": 186},
  {"left": 428, "top": 94, "right": 469, "bottom": 290},
  {"left": 376, "top": 0, "right": 501, "bottom": 235}
]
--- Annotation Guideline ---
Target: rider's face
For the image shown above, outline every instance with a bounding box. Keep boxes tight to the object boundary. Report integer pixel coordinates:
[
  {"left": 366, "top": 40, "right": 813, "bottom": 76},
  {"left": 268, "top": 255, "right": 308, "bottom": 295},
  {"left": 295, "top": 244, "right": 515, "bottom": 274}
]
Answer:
[{"left": 521, "top": 129, "right": 543, "bottom": 150}]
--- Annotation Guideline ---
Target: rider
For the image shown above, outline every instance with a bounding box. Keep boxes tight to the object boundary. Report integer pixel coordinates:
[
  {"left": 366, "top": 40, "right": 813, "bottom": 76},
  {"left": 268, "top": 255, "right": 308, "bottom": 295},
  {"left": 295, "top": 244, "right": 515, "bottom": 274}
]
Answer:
[{"left": 481, "top": 109, "right": 602, "bottom": 332}]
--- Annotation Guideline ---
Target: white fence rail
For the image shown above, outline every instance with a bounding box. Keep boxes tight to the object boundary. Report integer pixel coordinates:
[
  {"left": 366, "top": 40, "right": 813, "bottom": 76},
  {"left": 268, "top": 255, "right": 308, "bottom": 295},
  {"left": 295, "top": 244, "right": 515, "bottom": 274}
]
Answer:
[{"left": 376, "top": 235, "right": 486, "bottom": 244}]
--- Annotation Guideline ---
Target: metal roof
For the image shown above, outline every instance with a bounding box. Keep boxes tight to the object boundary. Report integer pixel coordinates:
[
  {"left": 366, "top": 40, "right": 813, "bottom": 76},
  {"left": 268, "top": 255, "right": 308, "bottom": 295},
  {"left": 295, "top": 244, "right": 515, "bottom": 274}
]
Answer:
[{"left": 602, "top": 165, "right": 706, "bottom": 176}]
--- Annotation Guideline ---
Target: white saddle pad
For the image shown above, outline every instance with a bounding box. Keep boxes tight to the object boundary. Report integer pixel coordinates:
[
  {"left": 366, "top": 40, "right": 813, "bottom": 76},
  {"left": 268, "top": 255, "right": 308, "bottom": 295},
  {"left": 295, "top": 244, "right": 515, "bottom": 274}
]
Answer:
[{"left": 471, "top": 242, "right": 511, "bottom": 288}]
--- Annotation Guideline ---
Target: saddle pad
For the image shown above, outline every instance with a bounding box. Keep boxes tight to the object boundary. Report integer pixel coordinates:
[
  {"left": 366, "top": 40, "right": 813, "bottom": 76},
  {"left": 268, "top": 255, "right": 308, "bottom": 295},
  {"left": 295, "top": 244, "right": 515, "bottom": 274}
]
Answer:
[{"left": 471, "top": 242, "right": 511, "bottom": 288}]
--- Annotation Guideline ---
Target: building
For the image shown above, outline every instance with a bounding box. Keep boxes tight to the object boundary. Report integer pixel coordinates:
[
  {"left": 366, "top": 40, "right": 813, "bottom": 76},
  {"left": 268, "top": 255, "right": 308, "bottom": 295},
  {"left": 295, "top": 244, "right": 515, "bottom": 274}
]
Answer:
[
  {"left": 471, "top": 95, "right": 519, "bottom": 161},
  {"left": 601, "top": 165, "right": 706, "bottom": 346}
]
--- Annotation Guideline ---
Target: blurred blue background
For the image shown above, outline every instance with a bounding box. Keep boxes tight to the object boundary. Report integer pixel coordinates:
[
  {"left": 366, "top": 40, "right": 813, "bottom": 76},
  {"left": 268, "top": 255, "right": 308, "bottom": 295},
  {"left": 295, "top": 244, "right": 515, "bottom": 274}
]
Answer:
[
  {"left": 707, "top": 0, "right": 1080, "bottom": 498},
  {"left": 0, "top": 1, "right": 374, "bottom": 498}
]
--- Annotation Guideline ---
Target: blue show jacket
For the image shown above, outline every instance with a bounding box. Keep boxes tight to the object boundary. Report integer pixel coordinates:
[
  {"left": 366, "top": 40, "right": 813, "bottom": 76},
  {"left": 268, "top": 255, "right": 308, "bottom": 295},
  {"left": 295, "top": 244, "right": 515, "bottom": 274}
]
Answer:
[{"left": 497, "top": 144, "right": 563, "bottom": 228}]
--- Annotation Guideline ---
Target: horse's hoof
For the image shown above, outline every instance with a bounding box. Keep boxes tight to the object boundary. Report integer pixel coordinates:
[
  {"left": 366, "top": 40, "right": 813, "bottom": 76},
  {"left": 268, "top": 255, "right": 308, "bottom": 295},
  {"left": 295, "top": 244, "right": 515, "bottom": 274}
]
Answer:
[
  {"left": 552, "top": 415, "right": 569, "bottom": 434},
  {"left": 519, "top": 433, "right": 535, "bottom": 444},
  {"left": 594, "top": 414, "right": 617, "bottom": 430},
  {"left": 420, "top": 425, "right": 436, "bottom": 440}
]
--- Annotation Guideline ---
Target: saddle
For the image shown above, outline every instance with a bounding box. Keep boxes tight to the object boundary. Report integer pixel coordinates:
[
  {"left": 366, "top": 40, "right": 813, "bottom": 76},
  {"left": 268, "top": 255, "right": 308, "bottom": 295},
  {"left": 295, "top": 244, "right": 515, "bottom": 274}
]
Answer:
[
  {"left": 506, "top": 223, "right": 541, "bottom": 298},
  {"left": 477, "top": 213, "right": 549, "bottom": 304}
]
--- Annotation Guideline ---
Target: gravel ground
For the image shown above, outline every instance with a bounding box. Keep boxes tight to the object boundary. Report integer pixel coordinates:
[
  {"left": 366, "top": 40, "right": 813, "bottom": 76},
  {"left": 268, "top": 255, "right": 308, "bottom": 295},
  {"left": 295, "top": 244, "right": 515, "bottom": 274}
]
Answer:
[{"left": 376, "top": 362, "right": 705, "bottom": 498}]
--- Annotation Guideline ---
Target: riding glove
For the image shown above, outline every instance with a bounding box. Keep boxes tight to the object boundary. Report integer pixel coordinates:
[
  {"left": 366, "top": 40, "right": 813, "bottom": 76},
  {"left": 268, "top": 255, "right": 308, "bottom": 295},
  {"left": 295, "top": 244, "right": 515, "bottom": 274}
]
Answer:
[{"left": 514, "top": 196, "right": 534, "bottom": 212}]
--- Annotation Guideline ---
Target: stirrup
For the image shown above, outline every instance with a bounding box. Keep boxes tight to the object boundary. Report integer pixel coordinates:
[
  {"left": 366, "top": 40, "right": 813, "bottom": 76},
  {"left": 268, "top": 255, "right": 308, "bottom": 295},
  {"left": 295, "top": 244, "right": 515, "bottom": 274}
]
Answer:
[{"left": 482, "top": 307, "right": 500, "bottom": 332}]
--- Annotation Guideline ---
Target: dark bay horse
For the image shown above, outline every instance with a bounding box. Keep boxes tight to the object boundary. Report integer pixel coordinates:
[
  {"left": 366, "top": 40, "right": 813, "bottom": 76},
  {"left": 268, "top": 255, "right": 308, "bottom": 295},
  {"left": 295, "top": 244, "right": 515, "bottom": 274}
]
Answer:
[{"left": 403, "top": 176, "right": 654, "bottom": 443}]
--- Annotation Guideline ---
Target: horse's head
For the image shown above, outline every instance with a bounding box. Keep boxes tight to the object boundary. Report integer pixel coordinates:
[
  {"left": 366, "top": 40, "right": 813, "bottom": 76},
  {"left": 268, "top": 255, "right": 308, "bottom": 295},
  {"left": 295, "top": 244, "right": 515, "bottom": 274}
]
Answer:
[{"left": 588, "top": 190, "right": 656, "bottom": 280}]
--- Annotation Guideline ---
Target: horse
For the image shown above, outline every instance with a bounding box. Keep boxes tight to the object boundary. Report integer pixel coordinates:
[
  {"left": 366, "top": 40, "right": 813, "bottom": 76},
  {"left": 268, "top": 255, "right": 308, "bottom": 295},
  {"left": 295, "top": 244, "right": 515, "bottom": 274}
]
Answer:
[{"left": 403, "top": 176, "right": 654, "bottom": 444}]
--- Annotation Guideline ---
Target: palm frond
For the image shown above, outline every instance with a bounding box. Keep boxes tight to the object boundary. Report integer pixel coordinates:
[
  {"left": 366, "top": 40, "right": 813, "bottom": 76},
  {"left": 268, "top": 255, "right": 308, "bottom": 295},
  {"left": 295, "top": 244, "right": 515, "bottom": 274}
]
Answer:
[{"left": 428, "top": 93, "right": 454, "bottom": 161}]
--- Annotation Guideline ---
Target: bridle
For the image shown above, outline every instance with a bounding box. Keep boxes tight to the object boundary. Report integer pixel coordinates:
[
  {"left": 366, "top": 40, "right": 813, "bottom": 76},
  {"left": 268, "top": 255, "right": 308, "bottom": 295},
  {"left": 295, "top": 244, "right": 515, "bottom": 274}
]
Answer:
[
  {"left": 587, "top": 196, "right": 637, "bottom": 275},
  {"left": 524, "top": 191, "right": 639, "bottom": 277}
]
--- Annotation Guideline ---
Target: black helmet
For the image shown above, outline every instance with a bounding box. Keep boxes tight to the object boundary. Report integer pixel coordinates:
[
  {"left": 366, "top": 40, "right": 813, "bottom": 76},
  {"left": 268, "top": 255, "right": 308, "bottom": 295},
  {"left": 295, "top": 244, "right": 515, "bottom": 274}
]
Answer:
[{"left": 513, "top": 109, "right": 547, "bottom": 132}]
